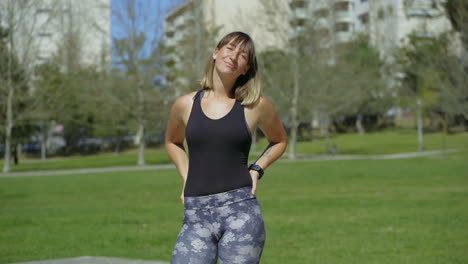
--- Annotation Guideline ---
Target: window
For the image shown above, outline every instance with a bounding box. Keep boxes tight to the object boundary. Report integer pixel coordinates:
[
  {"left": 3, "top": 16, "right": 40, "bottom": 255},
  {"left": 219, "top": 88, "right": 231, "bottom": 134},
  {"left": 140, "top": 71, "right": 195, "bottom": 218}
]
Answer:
[
  {"left": 359, "top": 13, "right": 369, "bottom": 24},
  {"left": 378, "top": 7, "right": 385, "bottom": 19},
  {"left": 165, "top": 31, "right": 174, "bottom": 38},
  {"left": 37, "top": 32, "right": 52, "bottom": 37},
  {"left": 335, "top": 22, "right": 351, "bottom": 32},
  {"left": 315, "top": 8, "right": 329, "bottom": 18},
  {"left": 290, "top": 0, "right": 307, "bottom": 9},
  {"left": 36, "top": 8, "right": 52, "bottom": 14},
  {"left": 387, "top": 5, "right": 394, "bottom": 16},
  {"left": 37, "top": 55, "right": 49, "bottom": 61},
  {"left": 407, "top": 9, "right": 434, "bottom": 17},
  {"left": 334, "top": 2, "right": 350, "bottom": 11}
]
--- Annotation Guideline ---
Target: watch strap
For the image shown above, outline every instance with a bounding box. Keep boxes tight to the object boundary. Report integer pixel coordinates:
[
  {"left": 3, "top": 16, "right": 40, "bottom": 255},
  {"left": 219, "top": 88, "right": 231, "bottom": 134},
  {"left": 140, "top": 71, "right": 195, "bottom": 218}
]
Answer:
[{"left": 249, "top": 164, "right": 264, "bottom": 179}]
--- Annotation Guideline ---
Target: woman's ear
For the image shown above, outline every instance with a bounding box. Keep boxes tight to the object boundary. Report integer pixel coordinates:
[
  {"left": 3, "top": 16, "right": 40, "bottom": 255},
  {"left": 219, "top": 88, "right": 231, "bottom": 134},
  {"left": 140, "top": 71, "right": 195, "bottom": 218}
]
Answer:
[{"left": 212, "top": 48, "right": 219, "bottom": 60}]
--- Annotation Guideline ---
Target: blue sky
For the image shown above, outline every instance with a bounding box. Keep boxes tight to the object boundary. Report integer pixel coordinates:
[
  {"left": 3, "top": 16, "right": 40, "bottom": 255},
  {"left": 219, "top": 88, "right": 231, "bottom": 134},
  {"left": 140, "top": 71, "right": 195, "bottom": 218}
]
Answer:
[{"left": 110, "top": 0, "right": 184, "bottom": 68}]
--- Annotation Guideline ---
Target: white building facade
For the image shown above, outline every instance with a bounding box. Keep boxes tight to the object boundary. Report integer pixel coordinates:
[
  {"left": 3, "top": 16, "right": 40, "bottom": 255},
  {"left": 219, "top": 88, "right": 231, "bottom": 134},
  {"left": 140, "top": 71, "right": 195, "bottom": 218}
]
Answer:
[
  {"left": 369, "top": 0, "right": 456, "bottom": 62},
  {"left": 1, "top": 0, "right": 111, "bottom": 70},
  {"left": 163, "top": 0, "right": 289, "bottom": 95}
]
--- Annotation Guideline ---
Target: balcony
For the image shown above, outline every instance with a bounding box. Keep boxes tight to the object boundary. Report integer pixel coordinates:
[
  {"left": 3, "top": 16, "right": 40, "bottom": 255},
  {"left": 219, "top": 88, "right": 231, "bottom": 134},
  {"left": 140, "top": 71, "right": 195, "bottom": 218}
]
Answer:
[
  {"left": 335, "top": 10, "right": 353, "bottom": 23},
  {"left": 313, "top": 17, "right": 329, "bottom": 30},
  {"left": 165, "top": 23, "right": 175, "bottom": 33},
  {"left": 289, "top": 7, "right": 308, "bottom": 27},
  {"left": 314, "top": 7, "right": 330, "bottom": 18},
  {"left": 311, "top": 1, "right": 328, "bottom": 11},
  {"left": 165, "top": 36, "right": 176, "bottom": 47},
  {"left": 291, "top": 7, "right": 308, "bottom": 20},
  {"left": 288, "top": 25, "right": 306, "bottom": 40},
  {"left": 335, "top": 31, "right": 352, "bottom": 43}
]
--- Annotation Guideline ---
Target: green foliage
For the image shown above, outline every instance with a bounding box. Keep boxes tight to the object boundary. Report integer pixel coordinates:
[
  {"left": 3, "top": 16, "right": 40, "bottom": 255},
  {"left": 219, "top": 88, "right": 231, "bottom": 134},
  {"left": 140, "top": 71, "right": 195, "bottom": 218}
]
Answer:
[
  {"left": 327, "top": 35, "right": 390, "bottom": 116},
  {"left": 259, "top": 49, "right": 294, "bottom": 117},
  {"left": 395, "top": 32, "right": 468, "bottom": 118},
  {"left": 0, "top": 25, "right": 34, "bottom": 142},
  {"left": 261, "top": 29, "right": 388, "bottom": 128},
  {"left": 444, "top": 0, "right": 468, "bottom": 51}
]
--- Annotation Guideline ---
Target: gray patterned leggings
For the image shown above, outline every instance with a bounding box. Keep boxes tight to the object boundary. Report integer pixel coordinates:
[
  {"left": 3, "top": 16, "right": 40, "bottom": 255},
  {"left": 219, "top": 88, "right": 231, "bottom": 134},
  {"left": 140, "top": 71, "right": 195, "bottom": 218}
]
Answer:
[{"left": 171, "top": 187, "right": 266, "bottom": 264}]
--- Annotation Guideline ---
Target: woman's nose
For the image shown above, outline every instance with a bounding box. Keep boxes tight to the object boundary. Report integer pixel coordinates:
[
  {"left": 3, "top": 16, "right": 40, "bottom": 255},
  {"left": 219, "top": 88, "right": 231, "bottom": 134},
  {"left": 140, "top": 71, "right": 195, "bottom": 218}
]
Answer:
[{"left": 229, "top": 51, "right": 240, "bottom": 61}]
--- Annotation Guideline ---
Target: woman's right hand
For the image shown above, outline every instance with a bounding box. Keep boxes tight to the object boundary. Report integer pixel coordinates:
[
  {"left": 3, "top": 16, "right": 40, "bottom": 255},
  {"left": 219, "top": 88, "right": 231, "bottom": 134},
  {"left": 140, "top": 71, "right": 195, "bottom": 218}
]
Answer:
[{"left": 180, "top": 182, "right": 185, "bottom": 204}]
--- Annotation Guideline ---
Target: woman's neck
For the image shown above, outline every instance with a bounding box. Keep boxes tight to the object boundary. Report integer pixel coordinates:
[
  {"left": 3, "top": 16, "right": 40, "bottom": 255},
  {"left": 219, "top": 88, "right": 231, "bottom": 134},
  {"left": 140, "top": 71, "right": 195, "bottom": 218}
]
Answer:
[{"left": 211, "top": 68, "right": 236, "bottom": 99}]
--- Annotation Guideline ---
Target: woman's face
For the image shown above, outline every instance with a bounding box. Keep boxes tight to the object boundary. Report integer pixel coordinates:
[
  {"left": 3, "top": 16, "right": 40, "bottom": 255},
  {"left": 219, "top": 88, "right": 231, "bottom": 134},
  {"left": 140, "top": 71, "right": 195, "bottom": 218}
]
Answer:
[{"left": 212, "top": 38, "right": 250, "bottom": 78}]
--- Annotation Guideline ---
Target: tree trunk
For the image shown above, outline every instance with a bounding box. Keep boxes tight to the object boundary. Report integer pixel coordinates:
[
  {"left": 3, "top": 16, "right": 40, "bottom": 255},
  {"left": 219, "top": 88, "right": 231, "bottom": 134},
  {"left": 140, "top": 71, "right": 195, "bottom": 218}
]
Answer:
[
  {"left": 137, "top": 123, "right": 145, "bottom": 166},
  {"left": 325, "top": 128, "right": 331, "bottom": 154},
  {"left": 114, "top": 135, "right": 122, "bottom": 155},
  {"left": 41, "top": 122, "right": 48, "bottom": 160},
  {"left": 3, "top": 27, "right": 14, "bottom": 173},
  {"left": 16, "top": 143, "right": 21, "bottom": 164},
  {"left": 3, "top": 78, "right": 13, "bottom": 173},
  {"left": 13, "top": 143, "right": 18, "bottom": 165},
  {"left": 356, "top": 114, "right": 365, "bottom": 135},
  {"left": 136, "top": 79, "right": 146, "bottom": 165},
  {"left": 416, "top": 98, "right": 424, "bottom": 152},
  {"left": 442, "top": 113, "right": 448, "bottom": 153},
  {"left": 289, "top": 52, "right": 300, "bottom": 160}
]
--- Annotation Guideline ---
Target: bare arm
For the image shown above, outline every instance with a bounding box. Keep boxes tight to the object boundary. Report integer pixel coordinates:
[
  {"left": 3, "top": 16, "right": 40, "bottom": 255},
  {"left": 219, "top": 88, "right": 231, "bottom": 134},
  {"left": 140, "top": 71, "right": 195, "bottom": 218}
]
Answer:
[
  {"left": 249, "top": 96, "right": 288, "bottom": 193},
  {"left": 164, "top": 95, "right": 191, "bottom": 201},
  {"left": 254, "top": 96, "right": 288, "bottom": 170}
]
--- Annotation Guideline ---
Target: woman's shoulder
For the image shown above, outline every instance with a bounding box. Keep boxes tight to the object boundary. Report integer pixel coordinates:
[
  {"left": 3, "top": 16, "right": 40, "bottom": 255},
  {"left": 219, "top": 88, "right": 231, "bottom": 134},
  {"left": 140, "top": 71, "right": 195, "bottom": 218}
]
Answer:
[
  {"left": 172, "top": 90, "right": 200, "bottom": 109},
  {"left": 246, "top": 95, "right": 274, "bottom": 112}
]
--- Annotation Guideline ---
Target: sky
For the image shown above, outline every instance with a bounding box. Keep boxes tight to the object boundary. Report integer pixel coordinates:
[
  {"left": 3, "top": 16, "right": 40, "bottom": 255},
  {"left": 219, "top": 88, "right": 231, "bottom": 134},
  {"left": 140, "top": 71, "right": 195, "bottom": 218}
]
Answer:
[{"left": 110, "top": 0, "right": 184, "bottom": 68}]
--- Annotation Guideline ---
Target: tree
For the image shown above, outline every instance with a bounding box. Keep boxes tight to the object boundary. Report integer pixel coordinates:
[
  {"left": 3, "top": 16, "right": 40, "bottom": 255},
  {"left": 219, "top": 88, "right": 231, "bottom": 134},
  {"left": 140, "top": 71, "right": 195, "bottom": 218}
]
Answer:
[
  {"left": 395, "top": 32, "right": 468, "bottom": 151},
  {"left": 0, "top": 26, "right": 28, "bottom": 168},
  {"left": 445, "top": 0, "right": 468, "bottom": 52},
  {"left": 0, "top": 0, "right": 54, "bottom": 172},
  {"left": 259, "top": 0, "right": 390, "bottom": 156},
  {"left": 111, "top": 0, "right": 168, "bottom": 165},
  {"left": 329, "top": 36, "right": 390, "bottom": 135}
]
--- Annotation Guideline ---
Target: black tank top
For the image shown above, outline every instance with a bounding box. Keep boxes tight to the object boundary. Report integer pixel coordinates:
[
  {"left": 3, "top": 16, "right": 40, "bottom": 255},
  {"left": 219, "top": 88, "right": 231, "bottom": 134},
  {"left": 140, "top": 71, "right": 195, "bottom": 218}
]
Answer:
[{"left": 184, "top": 88, "right": 253, "bottom": 197}]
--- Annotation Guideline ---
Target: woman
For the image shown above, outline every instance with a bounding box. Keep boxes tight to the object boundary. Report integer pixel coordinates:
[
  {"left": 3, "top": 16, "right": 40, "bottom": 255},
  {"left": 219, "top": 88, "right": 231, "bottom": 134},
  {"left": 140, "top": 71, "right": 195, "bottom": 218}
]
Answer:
[{"left": 165, "top": 31, "right": 287, "bottom": 264}]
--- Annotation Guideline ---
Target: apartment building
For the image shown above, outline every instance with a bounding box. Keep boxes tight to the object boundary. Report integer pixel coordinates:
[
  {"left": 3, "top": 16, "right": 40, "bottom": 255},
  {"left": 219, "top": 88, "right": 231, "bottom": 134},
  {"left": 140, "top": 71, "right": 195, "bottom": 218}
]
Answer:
[
  {"left": 1, "top": 0, "right": 111, "bottom": 70},
  {"left": 369, "top": 0, "right": 456, "bottom": 62},
  {"left": 165, "top": 0, "right": 288, "bottom": 53},
  {"left": 288, "top": 0, "right": 370, "bottom": 45},
  {"left": 287, "top": 0, "right": 456, "bottom": 58},
  {"left": 163, "top": 0, "right": 289, "bottom": 94}
]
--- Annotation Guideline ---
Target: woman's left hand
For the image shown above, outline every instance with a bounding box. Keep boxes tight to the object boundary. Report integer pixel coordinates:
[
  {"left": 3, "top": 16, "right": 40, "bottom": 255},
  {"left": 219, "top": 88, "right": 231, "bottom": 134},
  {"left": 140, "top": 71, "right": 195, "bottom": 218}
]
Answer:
[{"left": 249, "top": 170, "right": 260, "bottom": 195}]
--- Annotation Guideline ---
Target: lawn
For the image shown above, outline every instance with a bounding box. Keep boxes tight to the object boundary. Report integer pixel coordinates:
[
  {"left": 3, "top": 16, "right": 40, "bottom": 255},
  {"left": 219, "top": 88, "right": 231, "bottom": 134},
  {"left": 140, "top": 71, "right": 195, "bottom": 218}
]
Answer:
[
  {"left": 5, "top": 130, "right": 468, "bottom": 173},
  {"left": 1, "top": 151, "right": 467, "bottom": 263},
  {"left": 256, "top": 130, "right": 468, "bottom": 155},
  {"left": 6, "top": 148, "right": 171, "bottom": 173}
]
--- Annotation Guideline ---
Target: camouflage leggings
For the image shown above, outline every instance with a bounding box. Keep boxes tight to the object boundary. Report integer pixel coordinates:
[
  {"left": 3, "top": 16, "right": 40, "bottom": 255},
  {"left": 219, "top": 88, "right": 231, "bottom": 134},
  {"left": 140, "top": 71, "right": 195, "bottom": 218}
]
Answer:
[{"left": 170, "top": 187, "right": 266, "bottom": 264}]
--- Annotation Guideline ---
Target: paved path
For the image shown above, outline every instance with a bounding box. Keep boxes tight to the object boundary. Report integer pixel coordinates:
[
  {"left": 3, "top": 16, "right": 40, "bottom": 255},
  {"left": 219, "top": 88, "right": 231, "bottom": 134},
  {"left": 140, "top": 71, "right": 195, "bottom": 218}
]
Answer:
[
  {"left": 7, "top": 256, "right": 168, "bottom": 264},
  {"left": 280, "top": 148, "right": 462, "bottom": 162},
  {"left": 1, "top": 149, "right": 462, "bottom": 178}
]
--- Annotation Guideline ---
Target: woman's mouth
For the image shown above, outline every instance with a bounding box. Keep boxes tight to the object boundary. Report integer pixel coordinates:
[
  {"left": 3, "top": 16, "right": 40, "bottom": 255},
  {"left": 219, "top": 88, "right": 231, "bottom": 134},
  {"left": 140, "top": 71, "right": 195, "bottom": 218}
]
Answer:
[{"left": 225, "top": 61, "right": 236, "bottom": 69}]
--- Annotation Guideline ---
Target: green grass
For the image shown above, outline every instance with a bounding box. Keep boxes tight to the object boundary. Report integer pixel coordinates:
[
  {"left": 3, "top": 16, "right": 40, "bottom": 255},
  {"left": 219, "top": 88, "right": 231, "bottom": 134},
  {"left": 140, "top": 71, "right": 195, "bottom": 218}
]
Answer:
[
  {"left": 8, "top": 149, "right": 171, "bottom": 173},
  {"left": 256, "top": 130, "right": 468, "bottom": 155},
  {"left": 4, "top": 130, "right": 468, "bottom": 173},
  {"left": 1, "top": 151, "right": 467, "bottom": 263}
]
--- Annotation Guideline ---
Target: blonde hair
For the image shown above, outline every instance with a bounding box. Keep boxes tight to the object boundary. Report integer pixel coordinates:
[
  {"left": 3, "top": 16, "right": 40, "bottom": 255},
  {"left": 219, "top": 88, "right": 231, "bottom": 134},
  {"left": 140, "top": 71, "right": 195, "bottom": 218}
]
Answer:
[{"left": 200, "top": 32, "right": 261, "bottom": 106}]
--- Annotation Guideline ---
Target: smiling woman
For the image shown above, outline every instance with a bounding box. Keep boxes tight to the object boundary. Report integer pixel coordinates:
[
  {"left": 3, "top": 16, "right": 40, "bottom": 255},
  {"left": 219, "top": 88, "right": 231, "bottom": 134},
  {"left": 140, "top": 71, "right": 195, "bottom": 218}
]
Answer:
[{"left": 165, "top": 31, "right": 288, "bottom": 264}]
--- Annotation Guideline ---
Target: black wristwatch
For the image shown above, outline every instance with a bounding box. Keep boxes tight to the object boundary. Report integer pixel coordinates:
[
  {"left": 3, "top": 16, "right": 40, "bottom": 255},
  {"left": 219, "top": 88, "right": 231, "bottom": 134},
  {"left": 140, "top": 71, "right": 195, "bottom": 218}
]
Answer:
[{"left": 249, "top": 164, "right": 264, "bottom": 179}]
